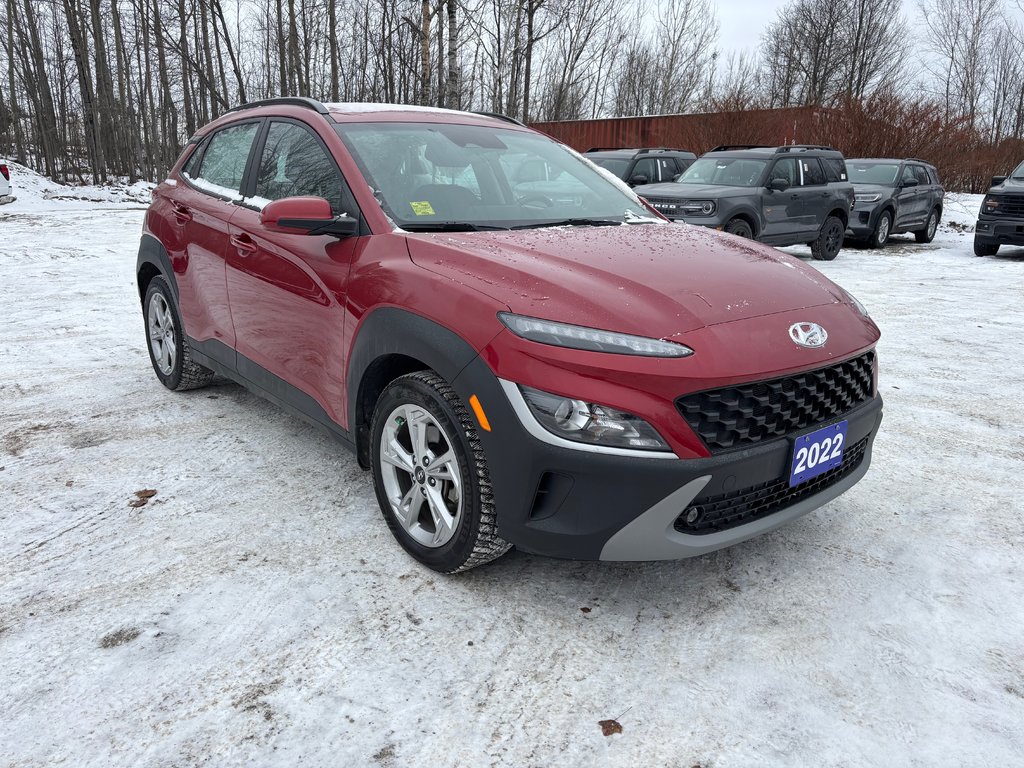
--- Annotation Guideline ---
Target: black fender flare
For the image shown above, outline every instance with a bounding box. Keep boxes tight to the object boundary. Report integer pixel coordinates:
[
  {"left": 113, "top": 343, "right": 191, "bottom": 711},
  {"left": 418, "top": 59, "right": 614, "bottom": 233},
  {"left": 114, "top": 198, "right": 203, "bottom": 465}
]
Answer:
[
  {"left": 346, "top": 307, "right": 491, "bottom": 467},
  {"left": 136, "top": 233, "right": 179, "bottom": 308}
]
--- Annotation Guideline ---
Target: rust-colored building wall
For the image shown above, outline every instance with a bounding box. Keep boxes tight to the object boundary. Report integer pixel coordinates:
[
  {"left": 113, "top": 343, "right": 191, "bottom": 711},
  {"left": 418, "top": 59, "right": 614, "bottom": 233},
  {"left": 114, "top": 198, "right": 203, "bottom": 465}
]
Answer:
[{"left": 530, "top": 107, "right": 827, "bottom": 154}]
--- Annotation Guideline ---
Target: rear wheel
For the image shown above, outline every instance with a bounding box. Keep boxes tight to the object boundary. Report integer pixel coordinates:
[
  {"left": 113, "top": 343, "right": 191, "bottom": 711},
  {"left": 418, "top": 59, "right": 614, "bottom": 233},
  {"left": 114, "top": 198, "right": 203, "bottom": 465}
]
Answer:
[
  {"left": 915, "top": 208, "right": 939, "bottom": 243},
  {"left": 973, "top": 237, "right": 999, "bottom": 257},
  {"left": 868, "top": 210, "right": 892, "bottom": 249},
  {"left": 811, "top": 216, "right": 845, "bottom": 261},
  {"left": 370, "top": 371, "right": 511, "bottom": 573},
  {"left": 724, "top": 217, "right": 753, "bottom": 238},
  {"left": 143, "top": 276, "right": 214, "bottom": 391}
]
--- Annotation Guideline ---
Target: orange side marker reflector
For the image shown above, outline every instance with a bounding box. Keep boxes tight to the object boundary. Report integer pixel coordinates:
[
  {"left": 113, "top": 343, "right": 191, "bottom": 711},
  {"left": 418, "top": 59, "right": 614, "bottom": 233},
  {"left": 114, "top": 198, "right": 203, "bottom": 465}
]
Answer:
[{"left": 469, "top": 395, "right": 491, "bottom": 432}]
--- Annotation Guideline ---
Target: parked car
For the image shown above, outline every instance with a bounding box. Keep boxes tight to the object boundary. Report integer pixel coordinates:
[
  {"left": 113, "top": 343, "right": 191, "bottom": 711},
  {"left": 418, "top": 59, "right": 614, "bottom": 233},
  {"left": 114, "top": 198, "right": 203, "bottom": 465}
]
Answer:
[
  {"left": 137, "top": 99, "right": 882, "bottom": 572},
  {"left": 584, "top": 147, "right": 696, "bottom": 187},
  {"left": 635, "top": 145, "right": 856, "bottom": 261},
  {"left": 846, "top": 158, "right": 944, "bottom": 247},
  {"left": 974, "top": 160, "right": 1024, "bottom": 257},
  {"left": 0, "top": 161, "right": 11, "bottom": 199}
]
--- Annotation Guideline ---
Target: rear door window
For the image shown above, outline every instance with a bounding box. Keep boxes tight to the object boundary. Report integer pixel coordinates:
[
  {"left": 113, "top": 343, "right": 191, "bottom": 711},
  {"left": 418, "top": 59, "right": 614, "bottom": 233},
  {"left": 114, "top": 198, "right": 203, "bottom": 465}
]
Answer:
[
  {"left": 190, "top": 121, "right": 260, "bottom": 197},
  {"left": 800, "top": 158, "right": 827, "bottom": 186},
  {"left": 821, "top": 156, "right": 847, "bottom": 182}
]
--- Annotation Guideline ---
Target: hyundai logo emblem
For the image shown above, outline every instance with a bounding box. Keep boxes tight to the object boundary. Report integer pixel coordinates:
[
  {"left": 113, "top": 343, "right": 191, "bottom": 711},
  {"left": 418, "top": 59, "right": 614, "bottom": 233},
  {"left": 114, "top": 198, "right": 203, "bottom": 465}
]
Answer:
[{"left": 789, "top": 322, "right": 828, "bottom": 348}]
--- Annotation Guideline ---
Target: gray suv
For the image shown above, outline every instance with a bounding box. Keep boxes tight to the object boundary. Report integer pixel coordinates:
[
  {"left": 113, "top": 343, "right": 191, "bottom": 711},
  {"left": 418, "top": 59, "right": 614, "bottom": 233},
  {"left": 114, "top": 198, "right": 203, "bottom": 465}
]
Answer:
[
  {"left": 635, "top": 145, "right": 855, "bottom": 261},
  {"left": 846, "top": 158, "right": 944, "bottom": 247},
  {"left": 585, "top": 148, "right": 696, "bottom": 187}
]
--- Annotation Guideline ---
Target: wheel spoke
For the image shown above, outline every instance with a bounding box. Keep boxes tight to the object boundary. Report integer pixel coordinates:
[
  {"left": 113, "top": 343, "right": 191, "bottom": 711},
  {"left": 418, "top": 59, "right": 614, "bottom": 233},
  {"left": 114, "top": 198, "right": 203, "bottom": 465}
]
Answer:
[
  {"left": 424, "top": 485, "right": 455, "bottom": 545},
  {"left": 381, "top": 437, "right": 415, "bottom": 473},
  {"left": 160, "top": 343, "right": 172, "bottom": 372},
  {"left": 397, "top": 485, "right": 423, "bottom": 529},
  {"left": 408, "top": 409, "right": 430, "bottom": 461}
]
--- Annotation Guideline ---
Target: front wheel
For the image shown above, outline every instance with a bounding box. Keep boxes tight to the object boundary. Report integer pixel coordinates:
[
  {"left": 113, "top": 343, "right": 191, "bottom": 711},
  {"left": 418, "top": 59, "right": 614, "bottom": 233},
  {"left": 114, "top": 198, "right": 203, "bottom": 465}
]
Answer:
[
  {"left": 868, "top": 210, "right": 892, "bottom": 249},
  {"left": 973, "top": 237, "right": 999, "bottom": 257},
  {"left": 915, "top": 209, "right": 939, "bottom": 243},
  {"left": 370, "top": 371, "right": 511, "bottom": 573},
  {"left": 811, "top": 216, "right": 845, "bottom": 261},
  {"left": 724, "top": 217, "right": 753, "bottom": 238}
]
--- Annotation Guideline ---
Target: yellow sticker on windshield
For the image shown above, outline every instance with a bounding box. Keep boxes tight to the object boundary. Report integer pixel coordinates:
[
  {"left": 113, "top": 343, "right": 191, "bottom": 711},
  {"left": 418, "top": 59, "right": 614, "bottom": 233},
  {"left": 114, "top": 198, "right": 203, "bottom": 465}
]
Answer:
[{"left": 410, "top": 201, "right": 435, "bottom": 216}]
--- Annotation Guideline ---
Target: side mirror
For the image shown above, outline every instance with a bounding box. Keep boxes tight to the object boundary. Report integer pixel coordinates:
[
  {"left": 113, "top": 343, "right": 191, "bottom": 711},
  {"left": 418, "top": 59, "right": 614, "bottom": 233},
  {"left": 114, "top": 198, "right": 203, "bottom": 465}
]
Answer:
[
  {"left": 991, "top": 175, "right": 1007, "bottom": 187},
  {"left": 901, "top": 178, "right": 919, "bottom": 188},
  {"left": 768, "top": 177, "right": 790, "bottom": 192},
  {"left": 260, "top": 196, "right": 358, "bottom": 237},
  {"left": 629, "top": 174, "right": 649, "bottom": 187}
]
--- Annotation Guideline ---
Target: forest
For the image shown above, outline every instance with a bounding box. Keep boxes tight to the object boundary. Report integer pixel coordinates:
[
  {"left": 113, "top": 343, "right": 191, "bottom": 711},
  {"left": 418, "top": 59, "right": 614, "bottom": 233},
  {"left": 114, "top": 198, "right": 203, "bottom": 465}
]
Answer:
[{"left": 1, "top": 0, "right": 1023, "bottom": 188}]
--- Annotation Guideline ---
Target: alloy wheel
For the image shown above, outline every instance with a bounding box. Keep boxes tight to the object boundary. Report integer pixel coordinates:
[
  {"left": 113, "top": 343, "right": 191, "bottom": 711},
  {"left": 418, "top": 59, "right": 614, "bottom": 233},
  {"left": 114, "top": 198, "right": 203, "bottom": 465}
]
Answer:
[
  {"left": 378, "top": 403, "right": 463, "bottom": 548},
  {"left": 148, "top": 292, "right": 176, "bottom": 375}
]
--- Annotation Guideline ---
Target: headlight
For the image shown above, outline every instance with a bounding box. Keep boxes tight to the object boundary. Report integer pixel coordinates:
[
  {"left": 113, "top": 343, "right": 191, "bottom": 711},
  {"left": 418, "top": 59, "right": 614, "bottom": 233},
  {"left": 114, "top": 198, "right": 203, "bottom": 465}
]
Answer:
[
  {"left": 679, "top": 199, "right": 716, "bottom": 215},
  {"left": 843, "top": 288, "right": 870, "bottom": 318},
  {"left": 498, "top": 313, "right": 693, "bottom": 357},
  {"left": 519, "top": 385, "right": 670, "bottom": 451},
  {"left": 982, "top": 195, "right": 1001, "bottom": 213},
  {"left": 855, "top": 193, "right": 882, "bottom": 203}
]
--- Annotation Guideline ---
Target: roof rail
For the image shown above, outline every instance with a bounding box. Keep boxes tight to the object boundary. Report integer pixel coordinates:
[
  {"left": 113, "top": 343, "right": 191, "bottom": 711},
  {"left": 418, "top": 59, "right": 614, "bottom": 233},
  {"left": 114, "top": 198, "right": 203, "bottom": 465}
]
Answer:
[
  {"left": 635, "top": 147, "right": 693, "bottom": 155},
  {"left": 473, "top": 111, "right": 527, "bottom": 127},
  {"left": 775, "top": 144, "right": 840, "bottom": 153},
  {"left": 709, "top": 144, "right": 771, "bottom": 152},
  {"left": 905, "top": 157, "right": 933, "bottom": 165},
  {"left": 585, "top": 147, "right": 631, "bottom": 153},
  {"left": 224, "top": 97, "right": 330, "bottom": 116}
]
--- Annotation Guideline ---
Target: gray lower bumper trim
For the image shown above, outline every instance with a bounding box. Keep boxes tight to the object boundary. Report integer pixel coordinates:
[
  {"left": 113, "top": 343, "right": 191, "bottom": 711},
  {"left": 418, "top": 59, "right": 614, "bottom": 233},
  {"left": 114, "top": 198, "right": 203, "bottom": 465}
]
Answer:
[{"left": 599, "top": 443, "right": 873, "bottom": 561}]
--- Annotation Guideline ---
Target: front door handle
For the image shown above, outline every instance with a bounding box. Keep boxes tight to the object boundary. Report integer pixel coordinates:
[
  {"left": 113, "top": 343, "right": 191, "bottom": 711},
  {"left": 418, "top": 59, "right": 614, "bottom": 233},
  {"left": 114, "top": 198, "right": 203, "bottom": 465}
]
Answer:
[
  {"left": 230, "top": 234, "right": 257, "bottom": 256},
  {"left": 171, "top": 203, "right": 192, "bottom": 223}
]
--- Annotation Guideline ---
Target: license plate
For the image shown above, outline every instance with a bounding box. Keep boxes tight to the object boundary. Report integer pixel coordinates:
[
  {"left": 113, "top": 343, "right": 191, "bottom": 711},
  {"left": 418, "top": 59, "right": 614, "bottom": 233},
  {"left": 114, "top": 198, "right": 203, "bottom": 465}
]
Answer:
[{"left": 789, "top": 421, "right": 847, "bottom": 487}]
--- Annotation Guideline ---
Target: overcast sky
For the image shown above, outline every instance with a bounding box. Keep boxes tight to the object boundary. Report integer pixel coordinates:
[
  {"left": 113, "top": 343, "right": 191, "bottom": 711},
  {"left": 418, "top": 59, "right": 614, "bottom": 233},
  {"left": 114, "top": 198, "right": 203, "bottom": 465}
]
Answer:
[{"left": 715, "top": 0, "right": 919, "bottom": 54}]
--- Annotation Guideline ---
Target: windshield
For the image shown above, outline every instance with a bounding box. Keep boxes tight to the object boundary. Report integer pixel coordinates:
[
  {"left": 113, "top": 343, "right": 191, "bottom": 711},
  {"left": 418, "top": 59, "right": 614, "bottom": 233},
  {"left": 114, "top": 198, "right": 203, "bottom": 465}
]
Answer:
[
  {"left": 588, "top": 157, "right": 630, "bottom": 179},
  {"left": 677, "top": 157, "right": 768, "bottom": 187},
  {"left": 848, "top": 162, "right": 900, "bottom": 185},
  {"left": 1012, "top": 160, "right": 1024, "bottom": 180},
  {"left": 335, "top": 123, "right": 656, "bottom": 231}
]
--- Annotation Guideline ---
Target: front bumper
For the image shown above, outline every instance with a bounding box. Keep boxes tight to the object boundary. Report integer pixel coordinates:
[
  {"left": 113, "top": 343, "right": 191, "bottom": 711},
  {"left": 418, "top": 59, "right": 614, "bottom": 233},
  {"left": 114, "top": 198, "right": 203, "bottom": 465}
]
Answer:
[
  {"left": 451, "top": 356, "right": 884, "bottom": 562},
  {"left": 846, "top": 203, "right": 883, "bottom": 239},
  {"left": 975, "top": 216, "right": 1024, "bottom": 246}
]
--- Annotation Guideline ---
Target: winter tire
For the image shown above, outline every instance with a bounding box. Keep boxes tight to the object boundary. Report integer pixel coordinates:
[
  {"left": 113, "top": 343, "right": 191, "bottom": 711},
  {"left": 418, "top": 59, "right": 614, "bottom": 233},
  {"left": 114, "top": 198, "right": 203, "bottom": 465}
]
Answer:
[
  {"left": 143, "top": 276, "right": 214, "bottom": 391},
  {"left": 915, "top": 209, "right": 939, "bottom": 243},
  {"left": 973, "top": 238, "right": 999, "bottom": 257},
  {"left": 370, "top": 371, "right": 511, "bottom": 573},
  {"left": 811, "top": 216, "right": 844, "bottom": 261},
  {"left": 724, "top": 218, "right": 753, "bottom": 238},
  {"left": 869, "top": 210, "right": 892, "bottom": 249}
]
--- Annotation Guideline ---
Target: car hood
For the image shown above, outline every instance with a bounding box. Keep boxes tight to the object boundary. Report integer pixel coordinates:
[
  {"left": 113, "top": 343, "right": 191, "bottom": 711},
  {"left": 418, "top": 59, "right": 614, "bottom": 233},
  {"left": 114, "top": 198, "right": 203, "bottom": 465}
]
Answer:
[
  {"left": 404, "top": 223, "right": 845, "bottom": 337},
  {"left": 634, "top": 182, "right": 749, "bottom": 199},
  {"left": 990, "top": 176, "right": 1024, "bottom": 193},
  {"left": 852, "top": 183, "right": 892, "bottom": 193}
]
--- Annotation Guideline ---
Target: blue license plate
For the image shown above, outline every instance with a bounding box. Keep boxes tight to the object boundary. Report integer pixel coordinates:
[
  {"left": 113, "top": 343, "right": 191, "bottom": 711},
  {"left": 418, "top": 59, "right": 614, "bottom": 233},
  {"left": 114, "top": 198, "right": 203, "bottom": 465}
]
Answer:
[{"left": 789, "top": 421, "right": 848, "bottom": 487}]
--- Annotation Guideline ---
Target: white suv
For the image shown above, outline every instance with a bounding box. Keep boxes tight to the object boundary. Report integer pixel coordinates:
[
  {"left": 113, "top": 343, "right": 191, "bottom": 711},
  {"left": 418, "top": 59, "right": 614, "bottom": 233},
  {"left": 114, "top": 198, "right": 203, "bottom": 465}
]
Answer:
[{"left": 0, "top": 161, "right": 11, "bottom": 198}]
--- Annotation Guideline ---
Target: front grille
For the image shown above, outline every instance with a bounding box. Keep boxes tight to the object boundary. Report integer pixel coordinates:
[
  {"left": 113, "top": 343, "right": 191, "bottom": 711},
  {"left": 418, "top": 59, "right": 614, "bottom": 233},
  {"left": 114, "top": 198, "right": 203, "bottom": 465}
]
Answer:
[
  {"left": 992, "top": 194, "right": 1024, "bottom": 218},
  {"left": 675, "top": 437, "right": 869, "bottom": 534},
  {"left": 676, "top": 352, "right": 874, "bottom": 453},
  {"left": 643, "top": 197, "right": 684, "bottom": 214}
]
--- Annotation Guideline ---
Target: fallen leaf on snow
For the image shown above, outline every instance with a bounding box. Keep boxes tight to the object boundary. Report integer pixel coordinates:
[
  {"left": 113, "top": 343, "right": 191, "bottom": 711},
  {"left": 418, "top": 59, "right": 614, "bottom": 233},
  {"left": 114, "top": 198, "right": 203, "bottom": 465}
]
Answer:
[
  {"left": 598, "top": 719, "right": 622, "bottom": 736},
  {"left": 134, "top": 489, "right": 157, "bottom": 498}
]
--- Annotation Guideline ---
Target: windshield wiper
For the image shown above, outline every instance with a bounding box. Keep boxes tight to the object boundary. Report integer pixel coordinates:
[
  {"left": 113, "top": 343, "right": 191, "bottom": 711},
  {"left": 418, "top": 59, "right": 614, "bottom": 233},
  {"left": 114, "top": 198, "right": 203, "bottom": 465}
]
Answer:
[
  {"left": 510, "top": 218, "right": 626, "bottom": 230},
  {"left": 402, "top": 221, "right": 510, "bottom": 232}
]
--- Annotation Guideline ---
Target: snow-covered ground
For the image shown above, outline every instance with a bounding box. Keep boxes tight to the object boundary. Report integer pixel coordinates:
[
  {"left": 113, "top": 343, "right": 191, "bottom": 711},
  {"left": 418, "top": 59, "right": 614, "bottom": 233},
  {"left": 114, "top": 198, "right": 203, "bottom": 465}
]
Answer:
[
  {"left": 0, "top": 159, "right": 154, "bottom": 211},
  {"left": 1, "top": 184, "right": 1023, "bottom": 767}
]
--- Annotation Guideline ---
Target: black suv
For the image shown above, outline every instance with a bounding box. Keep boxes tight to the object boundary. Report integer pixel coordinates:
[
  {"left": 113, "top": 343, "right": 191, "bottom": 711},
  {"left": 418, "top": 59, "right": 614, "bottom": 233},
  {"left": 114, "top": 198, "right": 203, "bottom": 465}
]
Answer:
[
  {"left": 846, "top": 158, "right": 944, "bottom": 247},
  {"left": 635, "top": 145, "right": 855, "bottom": 261},
  {"left": 584, "top": 147, "right": 696, "bottom": 187},
  {"left": 974, "top": 160, "right": 1024, "bottom": 257}
]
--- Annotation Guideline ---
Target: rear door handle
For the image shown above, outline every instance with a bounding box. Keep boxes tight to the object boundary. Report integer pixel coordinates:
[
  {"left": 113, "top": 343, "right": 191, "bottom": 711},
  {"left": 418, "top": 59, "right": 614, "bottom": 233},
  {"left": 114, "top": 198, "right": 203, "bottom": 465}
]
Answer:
[
  {"left": 230, "top": 234, "right": 257, "bottom": 256},
  {"left": 171, "top": 203, "right": 192, "bottom": 223}
]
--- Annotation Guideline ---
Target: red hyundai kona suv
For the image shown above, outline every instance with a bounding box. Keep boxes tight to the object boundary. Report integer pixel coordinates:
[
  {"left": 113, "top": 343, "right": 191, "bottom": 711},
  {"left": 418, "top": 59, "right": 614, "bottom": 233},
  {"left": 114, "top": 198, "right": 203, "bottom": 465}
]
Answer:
[{"left": 137, "top": 98, "right": 883, "bottom": 573}]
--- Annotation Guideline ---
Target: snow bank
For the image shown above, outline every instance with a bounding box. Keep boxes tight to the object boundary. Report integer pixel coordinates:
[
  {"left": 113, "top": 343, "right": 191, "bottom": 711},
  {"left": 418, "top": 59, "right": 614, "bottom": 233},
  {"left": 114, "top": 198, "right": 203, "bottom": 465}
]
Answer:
[{"left": 0, "top": 160, "right": 154, "bottom": 212}]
